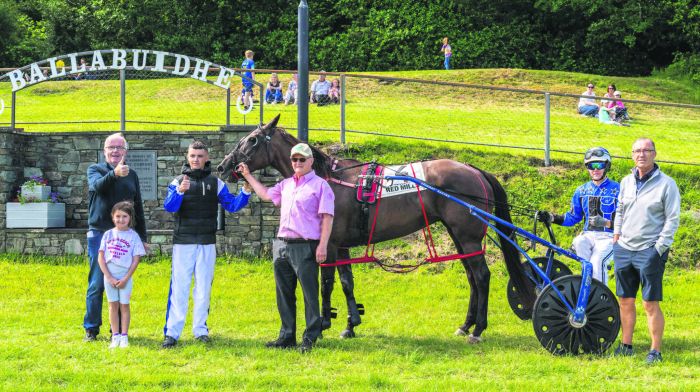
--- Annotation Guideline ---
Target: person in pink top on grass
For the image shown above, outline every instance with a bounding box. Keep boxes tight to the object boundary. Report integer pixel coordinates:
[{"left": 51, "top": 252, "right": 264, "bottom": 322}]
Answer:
[{"left": 238, "top": 142, "right": 335, "bottom": 354}]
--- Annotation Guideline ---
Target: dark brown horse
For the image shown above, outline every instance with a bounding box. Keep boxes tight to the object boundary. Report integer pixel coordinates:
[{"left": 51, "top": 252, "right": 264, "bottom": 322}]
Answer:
[{"left": 217, "top": 115, "right": 535, "bottom": 341}]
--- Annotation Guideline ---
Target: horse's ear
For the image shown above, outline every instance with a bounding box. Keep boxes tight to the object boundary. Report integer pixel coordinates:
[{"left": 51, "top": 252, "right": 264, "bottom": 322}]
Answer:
[{"left": 263, "top": 114, "right": 281, "bottom": 131}]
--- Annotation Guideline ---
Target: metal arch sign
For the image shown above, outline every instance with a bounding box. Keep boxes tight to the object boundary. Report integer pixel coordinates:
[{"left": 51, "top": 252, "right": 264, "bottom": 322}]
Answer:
[{"left": 0, "top": 49, "right": 259, "bottom": 92}]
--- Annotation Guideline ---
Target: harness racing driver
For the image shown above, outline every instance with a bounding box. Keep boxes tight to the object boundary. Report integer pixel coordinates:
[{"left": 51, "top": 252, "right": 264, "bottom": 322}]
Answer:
[{"left": 537, "top": 147, "right": 620, "bottom": 283}]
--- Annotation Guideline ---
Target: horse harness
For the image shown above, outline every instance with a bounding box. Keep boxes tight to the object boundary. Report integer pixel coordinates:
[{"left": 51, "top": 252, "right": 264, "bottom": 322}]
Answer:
[{"left": 325, "top": 161, "right": 490, "bottom": 272}]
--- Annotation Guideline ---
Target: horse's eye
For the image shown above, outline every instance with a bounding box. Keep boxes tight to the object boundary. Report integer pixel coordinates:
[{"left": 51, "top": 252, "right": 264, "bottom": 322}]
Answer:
[{"left": 249, "top": 137, "right": 258, "bottom": 147}]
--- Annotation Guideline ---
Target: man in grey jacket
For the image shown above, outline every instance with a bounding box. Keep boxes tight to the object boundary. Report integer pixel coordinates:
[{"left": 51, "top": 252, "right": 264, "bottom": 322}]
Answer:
[{"left": 612, "top": 137, "right": 680, "bottom": 364}]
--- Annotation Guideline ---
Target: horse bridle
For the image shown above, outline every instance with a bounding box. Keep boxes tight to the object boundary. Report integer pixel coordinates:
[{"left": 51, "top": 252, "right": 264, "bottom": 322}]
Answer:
[{"left": 231, "top": 129, "right": 274, "bottom": 170}]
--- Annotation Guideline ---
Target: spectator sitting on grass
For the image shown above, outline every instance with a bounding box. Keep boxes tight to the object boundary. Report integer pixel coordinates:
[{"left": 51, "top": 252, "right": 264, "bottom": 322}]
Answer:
[
  {"left": 310, "top": 72, "right": 332, "bottom": 106},
  {"left": 265, "top": 73, "right": 284, "bottom": 104},
  {"left": 578, "top": 83, "right": 599, "bottom": 117},
  {"left": 329, "top": 78, "right": 341, "bottom": 104},
  {"left": 612, "top": 91, "right": 630, "bottom": 122},
  {"left": 601, "top": 84, "right": 616, "bottom": 107},
  {"left": 284, "top": 74, "right": 298, "bottom": 105}
]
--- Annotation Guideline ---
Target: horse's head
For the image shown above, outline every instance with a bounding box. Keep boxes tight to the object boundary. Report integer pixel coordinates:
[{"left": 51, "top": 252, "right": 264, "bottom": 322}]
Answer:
[{"left": 216, "top": 114, "right": 288, "bottom": 182}]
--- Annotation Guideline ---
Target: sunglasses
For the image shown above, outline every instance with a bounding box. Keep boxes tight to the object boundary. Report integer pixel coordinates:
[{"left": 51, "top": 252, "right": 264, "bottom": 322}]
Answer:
[
  {"left": 586, "top": 162, "right": 606, "bottom": 170},
  {"left": 587, "top": 85, "right": 594, "bottom": 88},
  {"left": 291, "top": 157, "right": 307, "bottom": 163}
]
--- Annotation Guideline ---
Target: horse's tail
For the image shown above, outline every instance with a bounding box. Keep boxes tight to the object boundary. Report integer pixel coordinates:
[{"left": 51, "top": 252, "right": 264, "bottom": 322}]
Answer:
[{"left": 478, "top": 169, "right": 536, "bottom": 313}]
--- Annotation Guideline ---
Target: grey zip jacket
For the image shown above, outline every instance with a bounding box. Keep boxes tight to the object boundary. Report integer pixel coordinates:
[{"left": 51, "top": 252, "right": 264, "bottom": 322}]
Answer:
[{"left": 614, "top": 166, "right": 680, "bottom": 254}]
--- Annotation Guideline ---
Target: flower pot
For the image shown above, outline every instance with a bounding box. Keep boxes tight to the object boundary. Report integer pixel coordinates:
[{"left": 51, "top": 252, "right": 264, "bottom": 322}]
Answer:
[
  {"left": 6, "top": 202, "right": 65, "bottom": 228},
  {"left": 21, "top": 185, "right": 51, "bottom": 202}
]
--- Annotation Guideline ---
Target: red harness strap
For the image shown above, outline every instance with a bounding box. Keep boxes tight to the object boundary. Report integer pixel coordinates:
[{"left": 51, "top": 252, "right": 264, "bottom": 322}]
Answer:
[
  {"left": 410, "top": 163, "right": 438, "bottom": 259},
  {"left": 322, "top": 162, "right": 491, "bottom": 268}
]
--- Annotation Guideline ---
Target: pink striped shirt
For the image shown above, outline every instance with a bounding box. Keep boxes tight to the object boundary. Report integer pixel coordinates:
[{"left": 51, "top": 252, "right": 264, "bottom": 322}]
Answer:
[{"left": 269, "top": 171, "right": 335, "bottom": 240}]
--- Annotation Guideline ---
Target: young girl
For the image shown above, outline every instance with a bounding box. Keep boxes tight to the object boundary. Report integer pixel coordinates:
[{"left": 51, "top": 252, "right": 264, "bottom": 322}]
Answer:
[
  {"left": 97, "top": 201, "right": 146, "bottom": 349},
  {"left": 440, "top": 37, "right": 452, "bottom": 70},
  {"left": 329, "top": 78, "right": 341, "bottom": 104},
  {"left": 265, "top": 73, "right": 284, "bottom": 104}
]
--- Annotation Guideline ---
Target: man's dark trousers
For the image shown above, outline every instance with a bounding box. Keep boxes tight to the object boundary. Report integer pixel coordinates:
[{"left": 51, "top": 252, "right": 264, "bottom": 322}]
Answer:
[{"left": 272, "top": 239, "right": 322, "bottom": 342}]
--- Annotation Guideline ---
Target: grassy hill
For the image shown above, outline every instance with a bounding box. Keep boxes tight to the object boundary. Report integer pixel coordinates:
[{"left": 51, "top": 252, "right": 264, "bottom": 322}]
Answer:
[
  {"left": 1, "top": 68, "right": 698, "bottom": 267},
  {"left": 1, "top": 68, "right": 699, "bottom": 165}
]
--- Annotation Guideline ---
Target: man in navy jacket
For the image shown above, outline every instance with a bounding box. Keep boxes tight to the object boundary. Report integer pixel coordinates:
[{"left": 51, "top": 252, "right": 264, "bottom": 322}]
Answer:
[{"left": 84, "top": 133, "right": 147, "bottom": 341}]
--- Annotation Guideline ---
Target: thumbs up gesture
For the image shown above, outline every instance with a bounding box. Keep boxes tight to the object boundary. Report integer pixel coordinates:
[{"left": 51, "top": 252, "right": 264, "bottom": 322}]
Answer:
[
  {"left": 178, "top": 175, "right": 190, "bottom": 193},
  {"left": 115, "top": 156, "right": 129, "bottom": 177}
]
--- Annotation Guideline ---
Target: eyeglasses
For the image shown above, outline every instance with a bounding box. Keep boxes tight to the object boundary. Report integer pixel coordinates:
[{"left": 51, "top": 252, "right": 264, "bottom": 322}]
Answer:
[
  {"left": 105, "top": 146, "right": 127, "bottom": 151},
  {"left": 586, "top": 162, "right": 606, "bottom": 170},
  {"left": 608, "top": 87, "right": 614, "bottom": 90},
  {"left": 291, "top": 157, "right": 307, "bottom": 163},
  {"left": 587, "top": 85, "right": 594, "bottom": 88},
  {"left": 632, "top": 149, "right": 655, "bottom": 155}
]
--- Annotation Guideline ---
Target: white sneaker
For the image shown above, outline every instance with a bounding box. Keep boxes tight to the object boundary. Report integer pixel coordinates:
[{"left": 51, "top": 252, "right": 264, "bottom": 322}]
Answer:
[
  {"left": 109, "top": 335, "right": 120, "bottom": 349},
  {"left": 119, "top": 335, "right": 129, "bottom": 348}
]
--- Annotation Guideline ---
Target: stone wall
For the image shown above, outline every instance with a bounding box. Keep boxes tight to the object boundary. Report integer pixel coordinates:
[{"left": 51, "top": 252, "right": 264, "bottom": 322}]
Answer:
[{"left": 0, "top": 126, "right": 282, "bottom": 256}]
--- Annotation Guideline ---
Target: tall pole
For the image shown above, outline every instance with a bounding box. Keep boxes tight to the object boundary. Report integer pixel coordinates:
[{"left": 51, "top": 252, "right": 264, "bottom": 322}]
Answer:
[
  {"left": 120, "top": 69, "right": 126, "bottom": 132},
  {"left": 544, "top": 93, "right": 551, "bottom": 166},
  {"left": 298, "top": 0, "right": 309, "bottom": 142}
]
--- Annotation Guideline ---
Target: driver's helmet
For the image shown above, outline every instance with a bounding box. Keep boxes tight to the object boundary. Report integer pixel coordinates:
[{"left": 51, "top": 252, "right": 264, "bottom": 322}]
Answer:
[{"left": 584, "top": 147, "right": 612, "bottom": 166}]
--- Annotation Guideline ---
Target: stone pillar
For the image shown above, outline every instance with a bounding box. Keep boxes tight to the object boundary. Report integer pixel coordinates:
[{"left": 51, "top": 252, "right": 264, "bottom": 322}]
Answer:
[{"left": 0, "top": 128, "right": 24, "bottom": 250}]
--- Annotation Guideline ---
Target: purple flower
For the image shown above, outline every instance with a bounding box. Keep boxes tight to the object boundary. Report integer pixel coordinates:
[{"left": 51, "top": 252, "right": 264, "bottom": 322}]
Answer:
[{"left": 26, "top": 175, "right": 49, "bottom": 186}]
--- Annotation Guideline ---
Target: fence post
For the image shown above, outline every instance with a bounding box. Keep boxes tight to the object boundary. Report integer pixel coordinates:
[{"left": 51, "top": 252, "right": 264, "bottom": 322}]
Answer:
[
  {"left": 297, "top": 0, "right": 309, "bottom": 142},
  {"left": 259, "top": 87, "right": 264, "bottom": 126},
  {"left": 340, "top": 74, "right": 346, "bottom": 144},
  {"left": 11, "top": 91, "right": 16, "bottom": 129},
  {"left": 226, "top": 88, "right": 231, "bottom": 127},
  {"left": 544, "top": 92, "right": 551, "bottom": 166},
  {"left": 120, "top": 69, "right": 126, "bottom": 132}
]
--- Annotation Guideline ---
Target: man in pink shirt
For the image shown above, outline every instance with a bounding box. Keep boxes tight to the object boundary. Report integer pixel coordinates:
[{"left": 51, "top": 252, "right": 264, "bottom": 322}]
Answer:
[{"left": 239, "top": 143, "right": 335, "bottom": 353}]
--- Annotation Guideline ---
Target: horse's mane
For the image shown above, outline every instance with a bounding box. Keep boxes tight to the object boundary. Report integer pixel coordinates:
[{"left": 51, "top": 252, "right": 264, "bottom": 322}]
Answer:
[{"left": 274, "top": 126, "right": 332, "bottom": 178}]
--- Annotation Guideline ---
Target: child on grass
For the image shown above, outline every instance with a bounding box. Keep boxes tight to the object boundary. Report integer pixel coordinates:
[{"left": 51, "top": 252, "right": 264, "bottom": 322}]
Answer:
[
  {"left": 97, "top": 201, "right": 146, "bottom": 349},
  {"left": 329, "top": 78, "right": 341, "bottom": 104}
]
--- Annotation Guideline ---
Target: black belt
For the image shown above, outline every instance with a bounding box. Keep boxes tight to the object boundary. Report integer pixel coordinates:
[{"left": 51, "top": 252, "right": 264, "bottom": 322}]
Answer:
[{"left": 277, "top": 237, "right": 316, "bottom": 244}]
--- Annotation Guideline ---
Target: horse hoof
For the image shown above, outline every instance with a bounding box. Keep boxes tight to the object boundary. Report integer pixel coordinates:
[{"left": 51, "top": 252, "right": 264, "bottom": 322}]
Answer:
[
  {"left": 340, "top": 329, "right": 356, "bottom": 339},
  {"left": 467, "top": 334, "right": 483, "bottom": 344},
  {"left": 454, "top": 328, "right": 467, "bottom": 337}
]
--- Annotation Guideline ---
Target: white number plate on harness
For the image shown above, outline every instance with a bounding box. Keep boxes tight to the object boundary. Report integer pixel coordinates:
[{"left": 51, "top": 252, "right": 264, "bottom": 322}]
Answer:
[{"left": 380, "top": 163, "right": 426, "bottom": 198}]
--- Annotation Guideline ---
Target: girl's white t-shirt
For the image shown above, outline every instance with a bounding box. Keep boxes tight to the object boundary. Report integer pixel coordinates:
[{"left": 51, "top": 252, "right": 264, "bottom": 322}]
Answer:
[{"left": 99, "top": 228, "right": 146, "bottom": 269}]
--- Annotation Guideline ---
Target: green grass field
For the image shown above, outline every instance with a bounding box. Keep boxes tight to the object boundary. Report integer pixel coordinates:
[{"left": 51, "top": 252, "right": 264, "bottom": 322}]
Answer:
[
  {"left": 1, "top": 68, "right": 699, "bottom": 165},
  {"left": 1, "top": 257, "right": 699, "bottom": 390}
]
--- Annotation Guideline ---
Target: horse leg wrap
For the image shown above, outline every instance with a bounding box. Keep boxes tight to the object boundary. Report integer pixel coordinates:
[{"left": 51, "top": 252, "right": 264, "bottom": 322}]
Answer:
[
  {"left": 321, "top": 307, "right": 337, "bottom": 331},
  {"left": 320, "top": 270, "right": 335, "bottom": 313},
  {"left": 346, "top": 298, "right": 362, "bottom": 327}
]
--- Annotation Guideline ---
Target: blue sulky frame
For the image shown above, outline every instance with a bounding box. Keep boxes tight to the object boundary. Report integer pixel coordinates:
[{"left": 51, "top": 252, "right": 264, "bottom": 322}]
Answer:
[{"left": 383, "top": 175, "right": 593, "bottom": 324}]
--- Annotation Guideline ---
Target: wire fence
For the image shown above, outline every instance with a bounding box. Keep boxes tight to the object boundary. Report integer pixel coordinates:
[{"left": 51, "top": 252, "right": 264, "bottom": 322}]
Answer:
[{"left": 2, "top": 67, "right": 699, "bottom": 166}]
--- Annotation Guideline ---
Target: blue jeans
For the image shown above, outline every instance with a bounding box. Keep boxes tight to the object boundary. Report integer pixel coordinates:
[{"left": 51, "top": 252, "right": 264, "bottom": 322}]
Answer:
[
  {"left": 578, "top": 105, "right": 598, "bottom": 117},
  {"left": 265, "top": 89, "right": 283, "bottom": 103},
  {"left": 83, "top": 230, "right": 105, "bottom": 332},
  {"left": 444, "top": 56, "right": 451, "bottom": 70}
]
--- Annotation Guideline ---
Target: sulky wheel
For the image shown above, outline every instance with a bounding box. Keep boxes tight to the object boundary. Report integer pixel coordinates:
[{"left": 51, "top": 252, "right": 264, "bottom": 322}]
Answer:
[
  {"left": 532, "top": 275, "right": 620, "bottom": 355},
  {"left": 507, "top": 257, "right": 572, "bottom": 320}
]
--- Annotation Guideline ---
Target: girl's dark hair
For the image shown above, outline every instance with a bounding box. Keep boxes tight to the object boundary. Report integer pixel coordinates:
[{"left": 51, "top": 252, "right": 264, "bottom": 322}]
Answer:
[{"left": 112, "top": 201, "right": 136, "bottom": 228}]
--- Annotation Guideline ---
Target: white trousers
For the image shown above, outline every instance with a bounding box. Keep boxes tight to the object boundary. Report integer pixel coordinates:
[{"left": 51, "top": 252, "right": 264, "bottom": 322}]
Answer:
[
  {"left": 571, "top": 231, "right": 613, "bottom": 284},
  {"left": 164, "top": 244, "right": 216, "bottom": 339}
]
